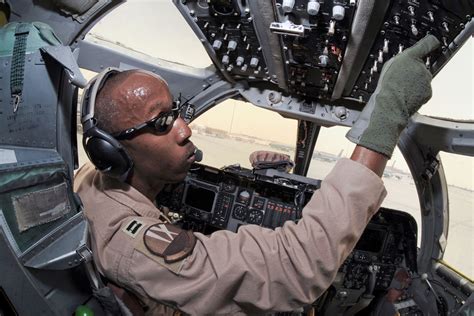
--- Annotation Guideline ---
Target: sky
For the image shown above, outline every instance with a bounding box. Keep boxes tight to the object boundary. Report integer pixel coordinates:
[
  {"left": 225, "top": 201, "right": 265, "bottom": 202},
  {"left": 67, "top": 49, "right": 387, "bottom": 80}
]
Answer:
[{"left": 88, "top": 0, "right": 473, "bottom": 190}]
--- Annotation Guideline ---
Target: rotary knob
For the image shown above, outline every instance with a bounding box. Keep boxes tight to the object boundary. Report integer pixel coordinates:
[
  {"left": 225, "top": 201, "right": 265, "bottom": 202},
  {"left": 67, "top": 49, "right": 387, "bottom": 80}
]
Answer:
[
  {"left": 307, "top": 0, "right": 320, "bottom": 15},
  {"left": 332, "top": 5, "right": 345, "bottom": 21}
]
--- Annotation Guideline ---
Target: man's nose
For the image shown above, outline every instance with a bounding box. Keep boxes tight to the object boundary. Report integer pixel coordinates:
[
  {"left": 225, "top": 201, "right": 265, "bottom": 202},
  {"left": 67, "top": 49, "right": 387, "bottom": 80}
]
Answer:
[{"left": 173, "top": 117, "right": 192, "bottom": 142}]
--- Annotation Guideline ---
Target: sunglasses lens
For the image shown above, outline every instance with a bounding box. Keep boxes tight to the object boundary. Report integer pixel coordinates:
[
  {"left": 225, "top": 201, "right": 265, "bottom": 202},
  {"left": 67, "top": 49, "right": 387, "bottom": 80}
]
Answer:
[{"left": 154, "top": 112, "right": 174, "bottom": 133}]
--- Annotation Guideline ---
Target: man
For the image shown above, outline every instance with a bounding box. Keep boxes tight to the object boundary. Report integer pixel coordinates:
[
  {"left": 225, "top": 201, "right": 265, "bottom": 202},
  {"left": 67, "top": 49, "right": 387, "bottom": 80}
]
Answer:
[{"left": 75, "top": 35, "right": 440, "bottom": 315}]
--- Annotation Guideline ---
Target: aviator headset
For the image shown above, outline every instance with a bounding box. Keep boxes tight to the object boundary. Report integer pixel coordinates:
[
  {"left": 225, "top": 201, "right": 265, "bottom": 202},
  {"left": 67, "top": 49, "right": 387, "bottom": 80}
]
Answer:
[{"left": 81, "top": 67, "right": 171, "bottom": 180}]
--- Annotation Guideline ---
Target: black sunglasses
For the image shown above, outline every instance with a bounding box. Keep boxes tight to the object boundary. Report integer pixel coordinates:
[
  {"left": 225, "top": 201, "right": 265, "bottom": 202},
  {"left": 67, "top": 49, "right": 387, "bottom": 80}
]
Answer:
[{"left": 111, "top": 96, "right": 195, "bottom": 140}]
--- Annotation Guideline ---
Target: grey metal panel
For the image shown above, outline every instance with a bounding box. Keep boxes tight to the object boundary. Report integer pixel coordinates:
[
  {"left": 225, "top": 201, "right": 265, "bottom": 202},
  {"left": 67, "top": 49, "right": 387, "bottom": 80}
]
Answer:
[
  {"left": 0, "top": 229, "right": 54, "bottom": 315},
  {"left": 247, "top": 0, "right": 288, "bottom": 89},
  {"left": 77, "top": 39, "right": 222, "bottom": 102},
  {"left": 409, "top": 114, "right": 474, "bottom": 156},
  {"left": 22, "top": 212, "right": 87, "bottom": 270},
  {"left": 0, "top": 51, "right": 58, "bottom": 148},
  {"left": 240, "top": 87, "right": 360, "bottom": 127},
  {"left": 332, "top": 0, "right": 390, "bottom": 99},
  {"left": 398, "top": 121, "right": 449, "bottom": 274},
  {"left": 9, "top": 0, "right": 124, "bottom": 46}
]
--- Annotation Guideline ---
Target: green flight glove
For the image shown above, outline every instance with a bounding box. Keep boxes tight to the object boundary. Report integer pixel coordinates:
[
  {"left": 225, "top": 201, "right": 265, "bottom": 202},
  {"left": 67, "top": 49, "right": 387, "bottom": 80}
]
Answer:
[{"left": 346, "top": 35, "right": 441, "bottom": 158}]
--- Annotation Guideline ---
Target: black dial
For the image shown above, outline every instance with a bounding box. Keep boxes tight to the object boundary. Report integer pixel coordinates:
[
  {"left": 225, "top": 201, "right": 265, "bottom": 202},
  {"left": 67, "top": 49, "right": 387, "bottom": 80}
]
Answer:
[
  {"left": 247, "top": 209, "right": 264, "bottom": 225},
  {"left": 232, "top": 205, "right": 248, "bottom": 221}
]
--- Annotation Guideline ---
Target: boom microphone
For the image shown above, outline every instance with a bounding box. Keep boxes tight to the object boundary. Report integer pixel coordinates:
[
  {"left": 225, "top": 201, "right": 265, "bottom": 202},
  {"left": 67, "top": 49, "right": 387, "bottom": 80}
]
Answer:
[{"left": 194, "top": 148, "right": 203, "bottom": 162}]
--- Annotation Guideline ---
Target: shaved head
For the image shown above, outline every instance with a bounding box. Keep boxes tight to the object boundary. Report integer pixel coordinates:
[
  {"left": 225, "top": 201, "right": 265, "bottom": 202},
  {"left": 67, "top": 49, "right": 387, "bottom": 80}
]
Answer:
[{"left": 94, "top": 70, "right": 169, "bottom": 134}]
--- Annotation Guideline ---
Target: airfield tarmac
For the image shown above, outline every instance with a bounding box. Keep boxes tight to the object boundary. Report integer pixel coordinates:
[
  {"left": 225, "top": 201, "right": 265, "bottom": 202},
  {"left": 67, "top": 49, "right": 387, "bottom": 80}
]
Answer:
[{"left": 76, "top": 132, "right": 473, "bottom": 278}]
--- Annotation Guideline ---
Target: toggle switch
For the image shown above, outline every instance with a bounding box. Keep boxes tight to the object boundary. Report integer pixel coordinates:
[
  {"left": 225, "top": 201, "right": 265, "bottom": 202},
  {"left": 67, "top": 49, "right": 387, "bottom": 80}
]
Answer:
[
  {"left": 427, "top": 11, "right": 434, "bottom": 23},
  {"left": 442, "top": 21, "right": 449, "bottom": 33},
  {"left": 425, "top": 56, "right": 431, "bottom": 69},
  {"left": 373, "top": 60, "right": 378, "bottom": 73},
  {"left": 383, "top": 39, "right": 389, "bottom": 53},
  {"left": 411, "top": 23, "right": 418, "bottom": 36},
  {"left": 378, "top": 50, "right": 384, "bottom": 63},
  {"left": 398, "top": 44, "right": 404, "bottom": 54},
  {"left": 408, "top": 5, "right": 415, "bottom": 16},
  {"left": 394, "top": 15, "right": 400, "bottom": 25},
  {"left": 319, "top": 54, "right": 329, "bottom": 67},
  {"left": 328, "top": 20, "right": 336, "bottom": 35}
]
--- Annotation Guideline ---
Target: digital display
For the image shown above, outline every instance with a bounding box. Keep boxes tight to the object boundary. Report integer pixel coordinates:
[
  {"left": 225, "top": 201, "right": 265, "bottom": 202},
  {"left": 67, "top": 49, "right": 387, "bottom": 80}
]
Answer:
[
  {"left": 355, "top": 228, "right": 386, "bottom": 253},
  {"left": 185, "top": 185, "right": 216, "bottom": 212}
]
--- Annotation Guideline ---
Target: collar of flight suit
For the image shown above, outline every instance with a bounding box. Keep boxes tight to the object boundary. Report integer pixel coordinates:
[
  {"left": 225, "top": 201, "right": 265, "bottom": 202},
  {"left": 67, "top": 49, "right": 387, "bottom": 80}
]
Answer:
[{"left": 88, "top": 163, "right": 164, "bottom": 220}]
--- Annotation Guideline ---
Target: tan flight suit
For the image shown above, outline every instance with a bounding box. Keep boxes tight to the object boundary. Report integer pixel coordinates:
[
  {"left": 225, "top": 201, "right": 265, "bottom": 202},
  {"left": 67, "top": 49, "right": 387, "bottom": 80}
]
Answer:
[{"left": 74, "top": 158, "right": 386, "bottom": 315}]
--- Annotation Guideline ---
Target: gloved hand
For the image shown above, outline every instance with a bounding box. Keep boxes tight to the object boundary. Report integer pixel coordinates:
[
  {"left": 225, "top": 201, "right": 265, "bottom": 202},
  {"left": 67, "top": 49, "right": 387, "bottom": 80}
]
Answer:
[
  {"left": 346, "top": 35, "right": 440, "bottom": 158},
  {"left": 249, "top": 151, "right": 295, "bottom": 172}
]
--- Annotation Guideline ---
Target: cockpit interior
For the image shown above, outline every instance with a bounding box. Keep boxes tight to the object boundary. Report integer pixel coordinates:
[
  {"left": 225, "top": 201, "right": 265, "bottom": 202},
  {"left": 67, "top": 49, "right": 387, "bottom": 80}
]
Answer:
[{"left": 0, "top": 0, "right": 473, "bottom": 315}]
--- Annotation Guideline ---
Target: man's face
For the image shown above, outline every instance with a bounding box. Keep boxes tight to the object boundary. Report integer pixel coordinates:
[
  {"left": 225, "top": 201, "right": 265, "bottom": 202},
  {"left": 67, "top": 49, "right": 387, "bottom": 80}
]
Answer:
[{"left": 115, "top": 73, "right": 196, "bottom": 184}]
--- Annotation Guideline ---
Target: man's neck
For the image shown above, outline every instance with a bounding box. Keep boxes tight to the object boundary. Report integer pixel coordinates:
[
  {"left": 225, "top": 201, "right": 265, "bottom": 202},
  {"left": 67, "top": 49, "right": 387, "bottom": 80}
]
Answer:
[{"left": 128, "top": 176, "right": 164, "bottom": 201}]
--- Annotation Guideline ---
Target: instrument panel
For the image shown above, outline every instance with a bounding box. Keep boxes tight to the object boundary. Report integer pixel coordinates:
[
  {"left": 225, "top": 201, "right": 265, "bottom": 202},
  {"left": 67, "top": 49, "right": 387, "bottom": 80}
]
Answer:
[{"left": 157, "top": 162, "right": 421, "bottom": 314}]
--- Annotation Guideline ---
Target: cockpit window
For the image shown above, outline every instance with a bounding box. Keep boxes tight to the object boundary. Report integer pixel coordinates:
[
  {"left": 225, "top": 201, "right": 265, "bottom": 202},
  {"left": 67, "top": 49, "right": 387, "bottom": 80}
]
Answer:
[
  {"left": 439, "top": 152, "right": 473, "bottom": 278},
  {"left": 85, "top": 0, "right": 212, "bottom": 68},
  {"left": 419, "top": 39, "right": 473, "bottom": 120},
  {"left": 189, "top": 99, "right": 297, "bottom": 169},
  {"left": 307, "top": 128, "right": 422, "bottom": 246}
]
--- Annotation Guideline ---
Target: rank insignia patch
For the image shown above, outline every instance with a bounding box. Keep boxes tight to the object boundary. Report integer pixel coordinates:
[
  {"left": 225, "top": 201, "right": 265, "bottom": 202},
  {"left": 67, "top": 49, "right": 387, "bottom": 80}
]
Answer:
[
  {"left": 122, "top": 219, "right": 144, "bottom": 238},
  {"left": 143, "top": 223, "right": 196, "bottom": 263}
]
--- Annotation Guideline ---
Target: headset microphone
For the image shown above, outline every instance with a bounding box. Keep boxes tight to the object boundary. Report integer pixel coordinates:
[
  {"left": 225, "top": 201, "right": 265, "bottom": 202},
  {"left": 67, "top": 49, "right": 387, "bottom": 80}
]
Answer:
[{"left": 194, "top": 148, "right": 203, "bottom": 162}]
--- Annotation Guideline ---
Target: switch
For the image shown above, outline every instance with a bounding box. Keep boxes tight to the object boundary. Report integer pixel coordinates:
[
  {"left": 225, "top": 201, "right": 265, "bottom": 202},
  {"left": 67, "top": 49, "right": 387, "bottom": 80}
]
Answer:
[
  {"left": 228, "top": 40, "right": 237, "bottom": 51},
  {"left": 212, "top": 40, "right": 222, "bottom": 50},
  {"left": 328, "top": 20, "right": 336, "bottom": 36},
  {"left": 307, "top": 0, "right": 320, "bottom": 16},
  {"left": 393, "top": 15, "right": 400, "bottom": 25},
  {"left": 378, "top": 50, "right": 384, "bottom": 63},
  {"left": 222, "top": 55, "right": 230, "bottom": 65},
  {"left": 203, "top": 22, "right": 209, "bottom": 29},
  {"left": 383, "top": 39, "right": 389, "bottom": 53},
  {"left": 425, "top": 56, "right": 431, "bottom": 69},
  {"left": 373, "top": 60, "right": 378, "bottom": 73},
  {"left": 241, "top": 64, "right": 248, "bottom": 72},
  {"left": 350, "top": 0, "right": 356, "bottom": 6},
  {"left": 398, "top": 44, "right": 404, "bottom": 54},
  {"left": 408, "top": 6, "right": 415, "bottom": 16},
  {"left": 319, "top": 54, "right": 329, "bottom": 67},
  {"left": 442, "top": 36, "right": 448, "bottom": 47},
  {"left": 250, "top": 57, "right": 259, "bottom": 68},
  {"left": 332, "top": 5, "right": 345, "bottom": 21},
  {"left": 411, "top": 23, "right": 418, "bottom": 36},
  {"left": 282, "top": 0, "right": 295, "bottom": 13},
  {"left": 427, "top": 11, "right": 434, "bottom": 23},
  {"left": 323, "top": 83, "right": 329, "bottom": 92},
  {"left": 442, "top": 21, "right": 449, "bottom": 33},
  {"left": 236, "top": 56, "right": 244, "bottom": 66}
]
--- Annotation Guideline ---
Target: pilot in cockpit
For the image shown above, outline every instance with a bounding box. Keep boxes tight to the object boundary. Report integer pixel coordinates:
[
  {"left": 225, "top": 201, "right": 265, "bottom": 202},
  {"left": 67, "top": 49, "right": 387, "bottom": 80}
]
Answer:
[{"left": 74, "top": 35, "right": 440, "bottom": 315}]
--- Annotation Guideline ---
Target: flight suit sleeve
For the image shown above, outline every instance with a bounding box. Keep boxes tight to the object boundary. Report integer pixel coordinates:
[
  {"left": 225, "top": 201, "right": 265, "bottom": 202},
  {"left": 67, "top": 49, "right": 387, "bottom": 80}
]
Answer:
[{"left": 123, "top": 158, "right": 386, "bottom": 315}]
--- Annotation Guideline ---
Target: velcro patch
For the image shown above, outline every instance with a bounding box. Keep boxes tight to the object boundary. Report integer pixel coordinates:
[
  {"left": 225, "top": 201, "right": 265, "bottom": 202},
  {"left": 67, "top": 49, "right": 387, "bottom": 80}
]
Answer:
[
  {"left": 143, "top": 223, "right": 196, "bottom": 264},
  {"left": 122, "top": 219, "right": 145, "bottom": 238}
]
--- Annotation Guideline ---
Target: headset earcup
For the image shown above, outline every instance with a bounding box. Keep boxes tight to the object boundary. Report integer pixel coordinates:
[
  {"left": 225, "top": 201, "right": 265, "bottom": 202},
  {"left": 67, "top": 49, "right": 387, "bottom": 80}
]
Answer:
[{"left": 84, "top": 128, "right": 133, "bottom": 179}]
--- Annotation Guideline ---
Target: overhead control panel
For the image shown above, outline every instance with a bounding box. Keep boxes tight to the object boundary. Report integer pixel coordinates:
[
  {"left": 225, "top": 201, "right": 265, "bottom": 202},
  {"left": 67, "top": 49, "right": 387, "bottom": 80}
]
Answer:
[
  {"left": 177, "top": 0, "right": 269, "bottom": 81},
  {"left": 349, "top": 0, "right": 472, "bottom": 103},
  {"left": 175, "top": 0, "right": 472, "bottom": 106},
  {"left": 271, "top": 0, "right": 356, "bottom": 100}
]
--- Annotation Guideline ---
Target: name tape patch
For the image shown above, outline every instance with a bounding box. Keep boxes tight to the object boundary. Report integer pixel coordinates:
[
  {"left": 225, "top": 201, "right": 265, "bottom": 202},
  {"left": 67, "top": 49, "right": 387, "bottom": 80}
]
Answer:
[{"left": 143, "top": 223, "right": 196, "bottom": 264}]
